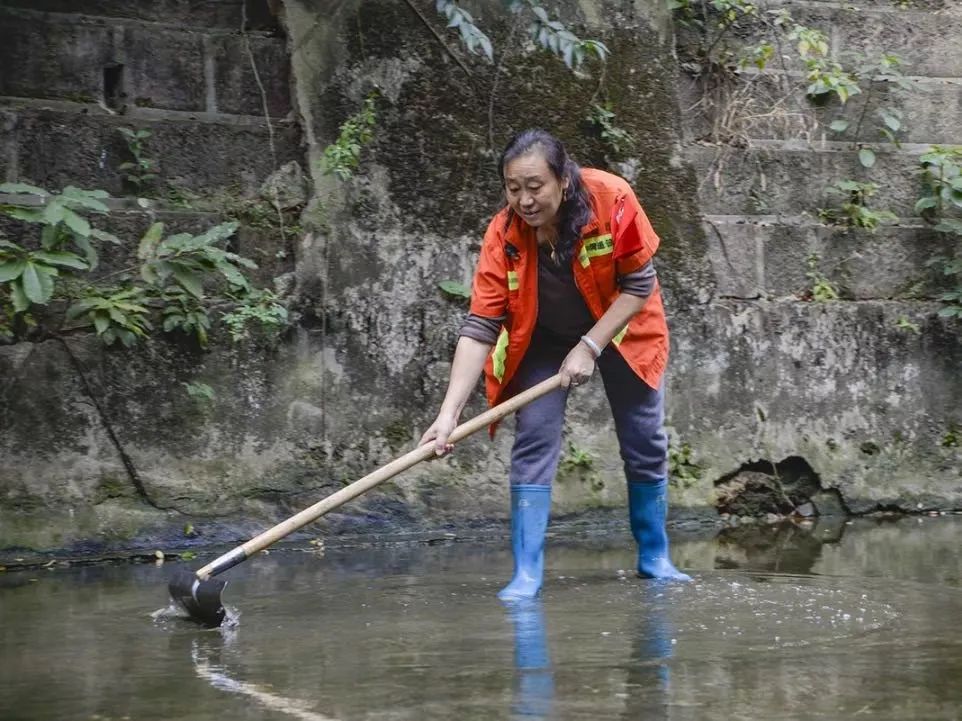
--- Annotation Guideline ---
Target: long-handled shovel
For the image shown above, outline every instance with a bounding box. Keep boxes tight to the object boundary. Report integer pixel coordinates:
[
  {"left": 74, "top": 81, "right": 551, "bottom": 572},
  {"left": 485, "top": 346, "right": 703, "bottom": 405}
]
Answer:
[{"left": 169, "top": 374, "right": 563, "bottom": 626}]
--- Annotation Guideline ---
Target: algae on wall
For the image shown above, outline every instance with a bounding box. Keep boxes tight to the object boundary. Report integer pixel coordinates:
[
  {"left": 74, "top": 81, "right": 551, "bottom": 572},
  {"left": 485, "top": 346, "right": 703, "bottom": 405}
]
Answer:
[{"left": 4, "top": 0, "right": 961, "bottom": 557}]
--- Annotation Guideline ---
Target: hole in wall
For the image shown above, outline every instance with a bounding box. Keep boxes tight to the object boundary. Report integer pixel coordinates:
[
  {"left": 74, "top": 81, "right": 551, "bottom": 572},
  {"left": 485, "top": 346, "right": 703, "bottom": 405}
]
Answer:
[
  {"left": 244, "top": 0, "right": 283, "bottom": 34},
  {"left": 103, "top": 63, "right": 125, "bottom": 111},
  {"left": 714, "top": 456, "right": 849, "bottom": 518}
]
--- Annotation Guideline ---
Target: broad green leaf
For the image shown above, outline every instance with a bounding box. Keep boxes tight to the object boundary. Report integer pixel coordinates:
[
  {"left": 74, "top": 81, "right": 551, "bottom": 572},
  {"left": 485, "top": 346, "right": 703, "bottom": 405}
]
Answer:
[
  {"left": 438, "top": 280, "right": 471, "bottom": 298},
  {"left": 219, "top": 265, "right": 249, "bottom": 289},
  {"left": 0, "top": 259, "right": 26, "bottom": 281},
  {"left": 41, "top": 223, "right": 61, "bottom": 249},
  {"left": 194, "top": 222, "right": 239, "bottom": 246},
  {"left": 61, "top": 207, "right": 91, "bottom": 237},
  {"left": 880, "top": 112, "right": 901, "bottom": 132},
  {"left": 32, "top": 250, "right": 88, "bottom": 270},
  {"left": 829, "top": 119, "right": 850, "bottom": 132},
  {"left": 0, "top": 182, "right": 48, "bottom": 196},
  {"left": 20, "top": 262, "right": 53, "bottom": 304},
  {"left": 10, "top": 281, "right": 29, "bottom": 312},
  {"left": 915, "top": 196, "right": 938, "bottom": 213},
  {"left": 114, "top": 302, "right": 149, "bottom": 313},
  {"left": 858, "top": 148, "right": 876, "bottom": 168},
  {"left": 138, "top": 222, "right": 164, "bottom": 261},
  {"left": 93, "top": 312, "right": 110, "bottom": 334},
  {"left": 66, "top": 299, "right": 97, "bottom": 320},
  {"left": 107, "top": 307, "right": 126, "bottom": 326},
  {"left": 72, "top": 233, "right": 98, "bottom": 270},
  {"left": 42, "top": 201, "right": 66, "bottom": 225},
  {"left": 141, "top": 262, "right": 158, "bottom": 284},
  {"left": 90, "top": 228, "right": 121, "bottom": 244},
  {"left": 61, "top": 186, "right": 110, "bottom": 213},
  {"left": 2, "top": 206, "right": 44, "bottom": 223},
  {"left": 172, "top": 267, "right": 204, "bottom": 298},
  {"left": 224, "top": 252, "right": 257, "bottom": 269},
  {"left": 935, "top": 218, "right": 962, "bottom": 234}
]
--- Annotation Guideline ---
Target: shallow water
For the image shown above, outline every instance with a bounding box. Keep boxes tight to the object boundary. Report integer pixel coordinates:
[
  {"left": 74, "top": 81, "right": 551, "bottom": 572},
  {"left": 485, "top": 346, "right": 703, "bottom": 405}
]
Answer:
[{"left": 3, "top": 516, "right": 962, "bottom": 721}]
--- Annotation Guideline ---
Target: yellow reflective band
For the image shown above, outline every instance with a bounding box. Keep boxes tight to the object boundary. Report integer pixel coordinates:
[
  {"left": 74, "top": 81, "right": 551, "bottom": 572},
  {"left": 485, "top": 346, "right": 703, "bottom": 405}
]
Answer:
[
  {"left": 578, "top": 245, "right": 589, "bottom": 268},
  {"left": 507, "top": 271, "right": 519, "bottom": 291},
  {"left": 583, "top": 234, "right": 613, "bottom": 258},
  {"left": 611, "top": 324, "right": 628, "bottom": 346},
  {"left": 492, "top": 328, "right": 509, "bottom": 382}
]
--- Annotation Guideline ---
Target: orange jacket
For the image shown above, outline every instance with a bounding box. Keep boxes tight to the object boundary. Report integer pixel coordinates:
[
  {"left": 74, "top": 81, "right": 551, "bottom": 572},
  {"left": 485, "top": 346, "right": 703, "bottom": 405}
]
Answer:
[{"left": 469, "top": 168, "right": 669, "bottom": 410}]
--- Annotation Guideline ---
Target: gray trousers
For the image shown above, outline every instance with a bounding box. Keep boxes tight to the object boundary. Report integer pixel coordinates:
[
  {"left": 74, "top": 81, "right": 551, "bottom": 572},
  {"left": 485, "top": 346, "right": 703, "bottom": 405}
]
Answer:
[{"left": 506, "top": 331, "right": 668, "bottom": 487}]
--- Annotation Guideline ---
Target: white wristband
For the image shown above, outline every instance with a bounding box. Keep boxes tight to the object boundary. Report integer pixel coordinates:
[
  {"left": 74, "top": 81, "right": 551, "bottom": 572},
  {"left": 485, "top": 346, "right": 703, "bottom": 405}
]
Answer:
[{"left": 580, "top": 335, "right": 602, "bottom": 359}]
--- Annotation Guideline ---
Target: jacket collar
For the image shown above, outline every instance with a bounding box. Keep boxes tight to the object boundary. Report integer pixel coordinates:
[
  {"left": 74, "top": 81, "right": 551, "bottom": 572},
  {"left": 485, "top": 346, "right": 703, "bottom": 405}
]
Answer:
[{"left": 503, "top": 209, "right": 602, "bottom": 257}]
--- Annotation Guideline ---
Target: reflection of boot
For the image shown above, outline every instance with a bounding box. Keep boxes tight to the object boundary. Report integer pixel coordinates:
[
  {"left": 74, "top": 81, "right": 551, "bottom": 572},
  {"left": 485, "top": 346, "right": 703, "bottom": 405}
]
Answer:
[
  {"left": 629, "top": 479, "right": 691, "bottom": 581},
  {"left": 621, "top": 594, "right": 674, "bottom": 720},
  {"left": 507, "top": 600, "right": 554, "bottom": 720},
  {"left": 499, "top": 485, "right": 551, "bottom": 601}
]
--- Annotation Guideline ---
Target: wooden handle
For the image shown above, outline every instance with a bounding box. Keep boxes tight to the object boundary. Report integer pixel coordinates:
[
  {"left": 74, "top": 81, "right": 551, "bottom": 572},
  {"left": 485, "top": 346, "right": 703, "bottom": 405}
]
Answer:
[{"left": 196, "top": 374, "right": 563, "bottom": 578}]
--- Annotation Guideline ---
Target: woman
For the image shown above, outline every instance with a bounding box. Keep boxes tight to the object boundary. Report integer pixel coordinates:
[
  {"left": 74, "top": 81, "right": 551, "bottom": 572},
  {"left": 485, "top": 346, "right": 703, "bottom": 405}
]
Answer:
[{"left": 420, "top": 129, "right": 690, "bottom": 600}]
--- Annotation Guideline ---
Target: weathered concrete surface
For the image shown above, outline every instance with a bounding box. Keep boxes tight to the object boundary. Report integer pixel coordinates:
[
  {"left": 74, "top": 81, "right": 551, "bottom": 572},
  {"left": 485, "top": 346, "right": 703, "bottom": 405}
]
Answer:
[
  {"left": 679, "top": 73, "right": 962, "bottom": 147},
  {"left": 1, "top": 0, "right": 962, "bottom": 558},
  {"left": 667, "top": 300, "right": 962, "bottom": 514},
  {"left": 0, "top": 0, "right": 265, "bottom": 28},
  {"left": 0, "top": 6, "right": 290, "bottom": 116},
  {"left": 702, "top": 218, "right": 956, "bottom": 301},
  {"left": 688, "top": 144, "right": 927, "bottom": 218},
  {"left": 0, "top": 104, "right": 300, "bottom": 195}
]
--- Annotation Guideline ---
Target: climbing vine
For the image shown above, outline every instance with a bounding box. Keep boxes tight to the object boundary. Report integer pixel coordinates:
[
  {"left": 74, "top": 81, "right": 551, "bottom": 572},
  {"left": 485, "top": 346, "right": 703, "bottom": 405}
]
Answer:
[{"left": 435, "top": 0, "right": 608, "bottom": 71}]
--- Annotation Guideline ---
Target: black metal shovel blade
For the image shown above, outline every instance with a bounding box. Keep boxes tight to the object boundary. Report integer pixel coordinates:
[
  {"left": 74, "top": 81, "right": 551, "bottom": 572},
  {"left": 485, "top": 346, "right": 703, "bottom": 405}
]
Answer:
[{"left": 168, "top": 568, "right": 228, "bottom": 627}]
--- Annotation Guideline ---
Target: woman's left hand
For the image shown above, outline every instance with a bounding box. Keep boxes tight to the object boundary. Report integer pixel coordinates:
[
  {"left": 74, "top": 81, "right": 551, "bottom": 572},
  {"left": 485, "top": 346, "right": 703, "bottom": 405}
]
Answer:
[{"left": 559, "top": 343, "right": 596, "bottom": 389}]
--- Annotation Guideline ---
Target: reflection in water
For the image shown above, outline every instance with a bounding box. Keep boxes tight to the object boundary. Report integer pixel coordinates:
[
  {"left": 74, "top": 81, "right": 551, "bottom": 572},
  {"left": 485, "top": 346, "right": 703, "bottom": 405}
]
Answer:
[
  {"left": 713, "top": 518, "right": 845, "bottom": 575},
  {"left": 3, "top": 517, "right": 962, "bottom": 720},
  {"left": 191, "top": 633, "right": 339, "bottom": 721},
  {"left": 506, "top": 600, "right": 554, "bottom": 719},
  {"left": 621, "top": 590, "right": 674, "bottom": 721}
]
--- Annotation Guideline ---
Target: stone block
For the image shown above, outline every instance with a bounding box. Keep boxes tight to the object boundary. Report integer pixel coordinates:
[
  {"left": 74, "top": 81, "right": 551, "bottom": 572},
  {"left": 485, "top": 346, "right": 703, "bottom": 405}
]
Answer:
[
  {"left": 679, "top": 72, "right": 962, "bottom": 147},
  {"left": 687, "top": 144, "right": 924, "bottom": 217},
  {"left": 710, "top": 3, "right": 962, "bottom": 79},
  {"left": 705, "top": 219, "right": 954, "bottom": 300},
  {"left": 2, "top": 106, "right": 301, "bottom": 196},
  {"left": 120, "top": 26, "right": 206, "bottom": 112},
  {"left": 668, "top": 300, "right": 962, "bottom": 512},
  {"left": 0, "top": 11, "right": 208, "bottom": 112},
  {"left": 210, "top": 34, "right": 292, "bottom": 117},
  {"left": 0, "top": 109, "right": 17, "bottom": 181},
  {"left": 702, "top": 218, "right": 764, "bottom": 299},
  {"left": 824, "top": 5, "right": 962, "bottom": 79},
  {"left": 0, "top": 12, "right": 113, "bottom": 104},
  {"left": 0, "top": 0, "right": 250, "bottom": 29}
]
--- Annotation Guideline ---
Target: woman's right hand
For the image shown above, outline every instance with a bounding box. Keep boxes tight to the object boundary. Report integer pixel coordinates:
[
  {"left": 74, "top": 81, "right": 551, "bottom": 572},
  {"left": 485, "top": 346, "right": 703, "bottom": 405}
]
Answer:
[{"left": 419, "top": 411, "right": 459, "bottom": 457}]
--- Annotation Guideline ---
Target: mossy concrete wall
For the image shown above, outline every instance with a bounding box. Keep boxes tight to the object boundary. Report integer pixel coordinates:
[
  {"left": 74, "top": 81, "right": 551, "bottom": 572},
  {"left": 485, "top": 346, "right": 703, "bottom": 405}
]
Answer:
[{"left": 1, "top": 0, "right": 961, "bottom": 557}]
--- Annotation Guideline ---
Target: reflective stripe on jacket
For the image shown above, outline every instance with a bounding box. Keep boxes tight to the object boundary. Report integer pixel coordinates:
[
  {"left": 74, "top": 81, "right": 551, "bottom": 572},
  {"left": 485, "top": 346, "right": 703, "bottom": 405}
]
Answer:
[{"left": 469, "top": 168, "right": 669, "bottom": 414}]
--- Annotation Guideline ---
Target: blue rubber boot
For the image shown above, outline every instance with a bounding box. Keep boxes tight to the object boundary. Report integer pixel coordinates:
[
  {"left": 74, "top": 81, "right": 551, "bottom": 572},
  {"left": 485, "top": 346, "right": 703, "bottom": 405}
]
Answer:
[
  {"left": 628, "top": 478, "right": 691, "bottom": 581},
  {"left": 499, "top": 485, "right": 552, "bottom": 601}
]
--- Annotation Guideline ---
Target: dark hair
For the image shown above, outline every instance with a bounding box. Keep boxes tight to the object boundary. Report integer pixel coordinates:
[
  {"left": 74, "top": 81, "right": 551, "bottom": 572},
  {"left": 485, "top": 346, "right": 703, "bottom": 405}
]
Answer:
[{"left": 499, "top": 129, "right": 592, "bottom": 264}]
